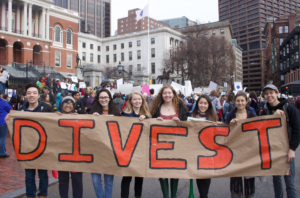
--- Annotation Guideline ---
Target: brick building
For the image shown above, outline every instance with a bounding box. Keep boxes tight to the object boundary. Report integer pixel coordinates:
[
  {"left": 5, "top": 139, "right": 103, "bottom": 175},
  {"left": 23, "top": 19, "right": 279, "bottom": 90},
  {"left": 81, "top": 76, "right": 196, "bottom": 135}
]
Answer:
[
  {"left": 117, "top": 9, "right": 169, "bottom": 35},
  {"left": 263, "top": 13, "right": 300, "bottom": 88},
  {"left": 0, "top": 0, "right": 79, "bottom": 77}
]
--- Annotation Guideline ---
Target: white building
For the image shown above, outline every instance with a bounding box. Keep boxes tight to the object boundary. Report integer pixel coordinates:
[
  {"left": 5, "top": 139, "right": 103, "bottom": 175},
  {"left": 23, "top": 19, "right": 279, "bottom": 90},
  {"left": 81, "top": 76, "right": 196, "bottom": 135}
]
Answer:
[{"left": 78, "top": 27, "right": 183, "bottom": 85}]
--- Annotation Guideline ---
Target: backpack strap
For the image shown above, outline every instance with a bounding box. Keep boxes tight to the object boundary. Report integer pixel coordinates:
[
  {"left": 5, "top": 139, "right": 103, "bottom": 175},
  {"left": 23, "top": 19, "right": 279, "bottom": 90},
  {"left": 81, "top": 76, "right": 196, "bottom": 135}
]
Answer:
[
  {"left": 283, "top": 103, "right": 289, "bottom": 123},
  {"left": 264, "top": 104, "right": 269, "bottom": 115}
]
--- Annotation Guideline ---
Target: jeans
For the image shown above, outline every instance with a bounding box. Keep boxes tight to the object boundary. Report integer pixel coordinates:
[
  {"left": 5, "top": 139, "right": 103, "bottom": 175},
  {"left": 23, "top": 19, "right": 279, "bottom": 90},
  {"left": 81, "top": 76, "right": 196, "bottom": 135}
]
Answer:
[
  {"left": 0, "top": 83, "right": 4, "bottom": 94},
  {"left": 0, "top": 124, "right": 8, "bottom": 155},
  {"left": 25, "top": 169, "right": 48, "bottom": 197},
  {"left": 58, "top": 171, "right": 83, "bottom": 198},
  {"left": 91, "top": 173, "right": 114, "bottom": 198},
  {"left": 273, "top": 158, "right": 297, "bottom": 198},
  {"left": 121, "top": 177, "right": 143, "bottom": 198},
  {"left": 196, "top": 179, "right": 211, "bottom": 198}
]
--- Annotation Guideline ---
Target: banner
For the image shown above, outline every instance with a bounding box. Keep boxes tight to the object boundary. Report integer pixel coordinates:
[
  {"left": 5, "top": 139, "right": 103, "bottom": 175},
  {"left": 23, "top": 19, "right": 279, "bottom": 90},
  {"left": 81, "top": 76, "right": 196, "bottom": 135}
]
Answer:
[{"left": 6, "top": 111, "right": 290, "bottom": 179}]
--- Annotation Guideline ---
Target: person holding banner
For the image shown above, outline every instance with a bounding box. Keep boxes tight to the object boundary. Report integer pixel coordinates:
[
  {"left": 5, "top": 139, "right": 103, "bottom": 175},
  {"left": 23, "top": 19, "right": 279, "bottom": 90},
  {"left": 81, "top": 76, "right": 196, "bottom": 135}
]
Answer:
[
  {"left": 89, "top": 89, "right": 120, "bottom": 198},
  {"left": 190, "top": 94, "right": 218, "bottom": 198},
  {"left": 56, "top": 96, "right": 83, "bottom": 198},
  {"left": 0, "top": 90, "right": 11, "bottom": 158},
  {"left": 120, "top": 92, "right": 151, "bottom": 198},
  {"left": 224, "top": 91, "right": 257, "bottom": 198},
  {"left": 150, "top": 85, "right": 188, "bottom": 198}
]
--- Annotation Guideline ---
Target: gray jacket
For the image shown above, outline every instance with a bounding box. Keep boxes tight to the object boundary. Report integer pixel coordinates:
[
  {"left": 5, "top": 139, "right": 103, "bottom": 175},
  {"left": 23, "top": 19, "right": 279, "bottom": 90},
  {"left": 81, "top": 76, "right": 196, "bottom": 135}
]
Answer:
[{"left": 209, "top": 96, "right": 222, "bottom": 113}]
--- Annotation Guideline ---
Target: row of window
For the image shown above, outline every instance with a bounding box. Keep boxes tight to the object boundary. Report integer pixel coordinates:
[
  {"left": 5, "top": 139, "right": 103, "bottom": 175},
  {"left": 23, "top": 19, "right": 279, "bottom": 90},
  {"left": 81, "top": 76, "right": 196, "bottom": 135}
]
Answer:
[
  {"left": 127, "top": 63, "right": 156, "bottom": 74},
  {"left": 204, "top": 29, "right": 225, "bottom": 35},
  {"left": 55, "top": 51, "right": 72, "bottom": 68},
  {"left": 54, "top": 26, "right": 73, "bottom": 45}
]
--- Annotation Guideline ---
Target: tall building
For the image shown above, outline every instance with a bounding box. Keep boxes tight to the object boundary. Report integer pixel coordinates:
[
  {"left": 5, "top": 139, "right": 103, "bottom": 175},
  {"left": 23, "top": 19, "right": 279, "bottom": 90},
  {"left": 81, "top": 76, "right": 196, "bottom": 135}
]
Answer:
[
  {"left": 117, "top": 9, "right": 169, "bottom": 35},
  {"left": 53, "top": 0, "right": 111, "bottom": 38},
  {"left": 159, "top": 16, "right": 197, "bottom": 28},
  {"left": 218, "top": 0, "right": 300, "bottom": 92},
  {"left": 232, "top": 39, "right": 243, "bottom": 82}
]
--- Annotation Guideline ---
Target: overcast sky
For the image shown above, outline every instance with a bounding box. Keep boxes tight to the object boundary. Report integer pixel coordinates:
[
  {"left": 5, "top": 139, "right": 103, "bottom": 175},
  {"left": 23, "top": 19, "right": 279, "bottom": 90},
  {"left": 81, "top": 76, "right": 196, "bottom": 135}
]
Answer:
[{"left": 111, "top": 0, "right": 219, "bottom": 35}]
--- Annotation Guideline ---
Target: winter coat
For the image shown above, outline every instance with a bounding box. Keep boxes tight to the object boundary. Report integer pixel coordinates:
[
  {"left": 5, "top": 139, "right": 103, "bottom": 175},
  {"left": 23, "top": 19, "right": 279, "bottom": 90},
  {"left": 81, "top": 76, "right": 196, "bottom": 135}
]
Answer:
[
  {"left": 113, "top": 98, "right": 125, "bottom": 113},
  {"left": 209, "top": 96, "right": 222, "bottom": 113},
  {"left": 0, "top": 98, "right": 11, "bottom": 125},
  {"left": 56, "top": 93, "right": 62, "bottom": 111}
]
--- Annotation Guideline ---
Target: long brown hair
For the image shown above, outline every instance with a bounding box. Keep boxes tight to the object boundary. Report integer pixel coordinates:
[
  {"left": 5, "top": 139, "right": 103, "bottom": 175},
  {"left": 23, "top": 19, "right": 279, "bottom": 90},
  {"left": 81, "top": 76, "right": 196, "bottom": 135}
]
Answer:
[
  {"left": 191, "top": 95, "right": 218, "bottom": 122},
  {"left": 150, "top": 85, "right": 187, "bottom": 116},
  {"left": 124, "top": 92, "right": 151, "bottom": 118},
  {"left": 90, "top": 89, "right": 119, "bottom": 116}
]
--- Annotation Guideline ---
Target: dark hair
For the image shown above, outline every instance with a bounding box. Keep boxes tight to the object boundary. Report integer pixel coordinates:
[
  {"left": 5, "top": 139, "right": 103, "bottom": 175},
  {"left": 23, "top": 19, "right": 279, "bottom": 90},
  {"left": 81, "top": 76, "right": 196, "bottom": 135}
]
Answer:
[
  {"left": 3, "top": 94, "right": 8, "bottom": 99},
  {"left": 235, "top": 91, "right": 248, "bottom": 101},
  {"left": 150, "top": 89, "right": 154, "bottom": 95},
  {"left": 84, "top": 92, "right": 89, "bottom": 97},
  {"left": 72, "top": 91, "right": 79, "bottom": 97},
  {"left": 249, "top": 91, "right": 257, "bottom": 98},
  {"left": 90, "top": 89, "right": 119, "bottom": 116},
  {"left": 191, "top": 95, "right": 218, "bottom": 122},
  {"left": 61, "top": 93, "right": 66, "bottom": 98},
  {"left": 226, "top": 92, "right": 235, "bottom": 103},
  {"left": 10, "top": 95, "right": 18, "bottom": 103},
  {"left": 25, "top": 82, "right": 40, "bottom": 92},
  {"left": 43, "top": 86, "right": 50, "bottom": 91},
  {"left": 21, "top": 91, "right": 26, "bottom": 96},
  {"left": 125, "top": 94, "right": 130, "bottom": 102},
  {"left": 41, "top": 93, "right": 48, "bottom": 103},
  {"left": 115, "top": 93, "right": 121, "bottom": 98}
]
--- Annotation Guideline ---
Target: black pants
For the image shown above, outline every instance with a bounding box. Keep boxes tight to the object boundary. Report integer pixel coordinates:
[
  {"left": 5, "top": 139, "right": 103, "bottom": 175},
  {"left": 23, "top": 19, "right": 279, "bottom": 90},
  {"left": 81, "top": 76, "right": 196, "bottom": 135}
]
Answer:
[
  {"left": 58, "top": 171, "right": 83, "bottom": 198},
  {"left": 121, "top": 176, "right": 143, "bottom": 198},
  {"left": 230, "top": 177, "right": 255, "bottom": 198},
  {"left": 196, "top": 179, "right": 211, "bottom": 198}
]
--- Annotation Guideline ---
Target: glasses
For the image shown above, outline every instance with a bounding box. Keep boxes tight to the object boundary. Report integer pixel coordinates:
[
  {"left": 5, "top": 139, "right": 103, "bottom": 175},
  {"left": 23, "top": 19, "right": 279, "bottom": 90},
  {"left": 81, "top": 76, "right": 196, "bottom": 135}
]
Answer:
[
  {"left": 99, "top": 96, "right": 109, "bottom": 100},
  {"left": 63, "top": 103, "right": 74, "bottom": 107}
]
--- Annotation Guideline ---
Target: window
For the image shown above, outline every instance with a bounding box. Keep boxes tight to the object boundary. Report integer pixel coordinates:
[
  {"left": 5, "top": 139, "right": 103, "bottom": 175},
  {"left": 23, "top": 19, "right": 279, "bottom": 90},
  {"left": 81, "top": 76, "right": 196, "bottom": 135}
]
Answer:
[
  {"left": 55, "top": 51, "right": 61, "bottom": 67},
  {"left": 296, "top": 51, "right": 299, "bottom": 62},
  {"left": 121, "top": 43, "right": 124, "bottom": 49},
  {"left": 66, "top": 29, "right": 72, "bottom": 45},
  {"left": 284, "top": 26, "right": 289, "bottom": 33},
  {"left": 151, "top": 63, "right": 155, "bottom": 74},
  {"left": 98, "top": 55, "right": 101, "bottom": 63},
  {"left": 137, "top": 40, "right": 141, "bottom": 46},
  {"left": 280, "top": 38, "right": 284, "bottom": 45},
  {"left": 279, "top": 26, "right": 283, "bottom": 33},
  {"left": 220, "top": 29, "right": 225, "bottom": 34},
  {"left": 55, "top": 26, "right": 61, "bottom": 42},
  {"left": 137, "top": 50, "right": 141, "bottom": 59},
  {"left": 113, "top": 45, "right": 116, "bottom": 50},
  {"left": 106, "top": 55, "right": 109, "bottom": 63},
  {"left": 121, "top": 53, "right": 124, "bottom": 61},
  {"left": 82, "top": 42, "right": 86, "bottom": 48},
  {"left": 129, "top": 65, "right": 133, "bottom": 75},
  {"left": 113, "top": 54, "right": 117, "bottom": 62},
  {"left": 151, "top": 38, "right": 155, "bottom": 44},
  {"left": 82, "top": 52, "right": 86, "bottom": 61},
  {"left": 212, "top": 30, "right": 216, "bottom": 35},
  {"left": 98, "top": 46, "right": 101, "bottom": 51},
  {"left": 106, "top": 46, "right": 109, "bottom": 51},
  {"left": 129, "top": 42, "right": 132, "bottom": 48},
  {"left": 67, "top": 53, "right": 72, "bottom": 68},
  {"left": 129, "top": 51, "right": 132, "bottom": 60},
  {"left": 90, "top": 53, "right": 93, "bottom": 62},
  {"left": 90, "top": 44, "right": 93, "bottom": 50},
  {"left": 151, "top": 48, "right": 155, "bottom": 58},
  {"left": 137, "top": 64, "right": 141, "bottom": 71}
]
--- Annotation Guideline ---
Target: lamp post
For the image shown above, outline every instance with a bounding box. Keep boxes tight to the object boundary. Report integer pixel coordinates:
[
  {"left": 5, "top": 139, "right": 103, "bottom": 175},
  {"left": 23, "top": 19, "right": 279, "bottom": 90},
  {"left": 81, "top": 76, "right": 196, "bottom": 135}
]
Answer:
[
  {"left": 41, "top": 60, "right": 44, "bottom": 75},
  {"left": 117, "top": 61, "right": 123, "bottom": 74},
  {"left": 28, "top": 60, "right": 33, "bottom": 83}
]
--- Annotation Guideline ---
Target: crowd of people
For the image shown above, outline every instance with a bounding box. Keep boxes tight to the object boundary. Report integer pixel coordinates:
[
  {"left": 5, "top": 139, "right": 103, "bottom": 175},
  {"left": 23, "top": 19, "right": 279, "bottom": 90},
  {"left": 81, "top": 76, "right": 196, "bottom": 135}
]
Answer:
[{"left": 0, "top": 79, "right": 299, "bottom": 198}]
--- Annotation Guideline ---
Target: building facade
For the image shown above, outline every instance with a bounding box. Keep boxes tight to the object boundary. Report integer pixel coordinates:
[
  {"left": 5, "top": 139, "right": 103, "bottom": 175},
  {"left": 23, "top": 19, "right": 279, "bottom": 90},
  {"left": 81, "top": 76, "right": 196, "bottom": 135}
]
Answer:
[
  {"left": 232, "top": 39, "right": 243, "bottom": 82},
  {"left": 78, "top": 27, "right": 183, "bottom": 84},
  {"left": 219, "top": 0, "right": 300, "bottom": 92},
  {"left": 159, "top": 16, "right": 197, "bottom": 28},
  {"left": 53, "top": 0, "right": 111, "bottom": 38},
  {"left": 117, "top": 9, "right": 169, "bottom": 35},
  {"left": 0, "top": 0, "right": 79, "bottom": 75}
]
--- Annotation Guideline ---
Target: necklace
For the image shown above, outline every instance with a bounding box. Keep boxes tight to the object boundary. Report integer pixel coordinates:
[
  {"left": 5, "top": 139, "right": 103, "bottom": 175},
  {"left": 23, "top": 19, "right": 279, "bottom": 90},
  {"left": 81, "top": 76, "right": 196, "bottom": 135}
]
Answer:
[{"left": 164, "top": 104, "right": 172, "bottom": 111}]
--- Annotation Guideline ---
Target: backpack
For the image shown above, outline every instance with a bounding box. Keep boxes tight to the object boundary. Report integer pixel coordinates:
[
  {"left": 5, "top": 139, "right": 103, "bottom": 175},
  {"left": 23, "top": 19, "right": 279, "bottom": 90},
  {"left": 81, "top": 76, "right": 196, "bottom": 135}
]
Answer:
[
  {"left": 227, "top": 101, "right": 235, "bottom": 114},
  {"left": 252, "top": 98, "right": 262, "bottom": 115},
  {"left": 211, "top": 98, "right": 216, "bottom": 112}
]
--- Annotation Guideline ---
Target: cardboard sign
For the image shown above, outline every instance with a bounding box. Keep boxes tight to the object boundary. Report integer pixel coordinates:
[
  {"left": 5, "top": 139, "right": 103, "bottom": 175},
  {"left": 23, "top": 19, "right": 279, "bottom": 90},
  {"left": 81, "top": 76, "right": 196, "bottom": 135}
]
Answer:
[
  {"left": 184, "top": 80, "right": 193, "bottom": 96},
  {"left": 132, "top": 86, "right": 142, "bottom": 93},
  {"left": 203, "top": 88, "right": 211, "bottom": 95},
  {"left": 79, "top": 82, "right": 86, "bottom": 89},
  {"left": 142, "top": 85, "right": 150, "bottom": 96},
  {"left": 60, "top": 82, "right": 67, "bottom": 89},
  {"left": 110, "top": 88, "right": 118, "bottom": 95},
  {"left": 149, "top": 84, "right": 163, "bottom": 96},
  {"left": 209, "top": 81, "right": 218, "bottom": 91},
  {"left": 71, "top": 76, "right": 78, "bottom": 83},
  {"left": 0, "top": 70, "right": 9, "bottom": 83},
  {"left": 117, "top": 78, "right": 123, "bottom": 91},
  {"left": 6, "top": 112, "right": 290, "bottom": 179},
  {"left": 119, "top": 84, "right": 133, "bottom": 95},
  {"left": 194, "top": 88, "right": 202, "bottom": 94},
  {"left": 234, "top": 82, "right": 243, "bottom": 91},
  {"left": 7, "top": 89, "right": 13, "bottom": 97},
  {"left": 171, "top": 82, "right": 182, "bottom": 93}
]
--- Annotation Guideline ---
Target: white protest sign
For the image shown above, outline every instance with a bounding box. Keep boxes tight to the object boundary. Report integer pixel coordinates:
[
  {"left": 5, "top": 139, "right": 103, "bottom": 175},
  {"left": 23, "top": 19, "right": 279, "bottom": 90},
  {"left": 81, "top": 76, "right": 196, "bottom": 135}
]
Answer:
[
  {"left": 234, "top": 82, "right": 243, "bottom": 91},
  {"left": 184, "top": 80, "right": 193, "bottom": 96},
  {"left": 243, "top": 87, "right": 247, "bottom": 92},
  {"left": 203, "top": 88, "right": 211, "bottom": 95},
  {"left": 71, "top": 84, "right": 76, "bottom": 91},
  {"left": 71, "top": 76, "right": 78, "bottom": 83},
  {"left": 149, "top": 84, "right": 163, "bottom": 96},
  {"left": 7, "top": 89, "right": 13, "bottom": 97},
  {"left": 171, "top": 82, "right": 182, "bottom": 93},
  {"left": 117, "top": 78, "right": 123, "bottom": 91},
  {"left": 194, "top": 88, "right": 202, "bottom": 94},
  {"left": 110, "top": 88, "right": 118, "bottom": 95},
  {"left": 67, "top": 84, "right": 72, "bottom": 90},
  {"left": 0, "top": 70, "right": 9, "bottom": 83},
  {"left": 79, "top": 82, "right": 86, "bottom": 89},
  {"left": 60, "top": 82, "right": 67, "bottom": 89},
  {"left": 209, "top": 81, "right": 218, "bottom": 90},
  {"left": 119, "top": 84, "right": 133, "bottom": 95},
  {"left": 132, "top": 86, "right": 142, "bottom": 93}
]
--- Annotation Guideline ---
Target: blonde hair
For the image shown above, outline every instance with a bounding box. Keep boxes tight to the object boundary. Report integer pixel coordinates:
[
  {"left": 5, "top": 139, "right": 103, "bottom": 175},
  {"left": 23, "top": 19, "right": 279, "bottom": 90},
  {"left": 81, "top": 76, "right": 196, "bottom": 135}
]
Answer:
[
  {"left": 89, "top": 90, "right": 96, "bottom": 97},
  {"left": 124, "top": 92, "right": 151, "bottom": 118}
]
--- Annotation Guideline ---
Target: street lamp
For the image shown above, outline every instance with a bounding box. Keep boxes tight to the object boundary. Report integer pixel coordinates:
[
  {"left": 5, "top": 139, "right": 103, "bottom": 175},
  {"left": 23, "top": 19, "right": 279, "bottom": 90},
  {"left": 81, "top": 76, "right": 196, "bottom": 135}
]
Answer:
[{"left": 117, "top": 61, "right": 123, "bottom": 74}]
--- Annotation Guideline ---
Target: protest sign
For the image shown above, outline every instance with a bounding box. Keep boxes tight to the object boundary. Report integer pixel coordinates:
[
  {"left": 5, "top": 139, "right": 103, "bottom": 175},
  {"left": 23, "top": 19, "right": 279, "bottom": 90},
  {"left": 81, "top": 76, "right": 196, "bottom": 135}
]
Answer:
[
  {"left": 7, "top": 111, "right": 290, "bottom": 179},
  {"left": 133, "top": 86, "right": 142, "bottom": 93},
  {"left": 203, "top": 88, "right": 211, "bottom": 95},
  {"left": 142, "top": 85, "right": 150, "bottom": 96},
  {"left": 60, "top": 82, "right": 67, "bottom": 89},
  {"left": 119, "top": 84, "right": 133, "bottom": 95},
  {"left": 194, "top": 88, "right": 202, "bottom": 94},
  {"left": 149, "top": 84, "right": 163, "bottom": 96},
  {"left": 0, "top": 70, "right": 9, "bottom": 83},
  {"left": 79, "top": 82, "right": 86, "bottom": 89},
  {"left": 110, "top": 88, "right": 118, "bottom": 95},
  {"left": 209, "top": 81, "right": 218, "bottom": 91},
  {"left": 234, "top": 82, "right": 243, "bottom": 91},
  {"left": 117, "top": 78, "right": 123, "bottom": 91},
  {"left": 184, "top": 81, "right": 193, "bottom": 96},
  {"left": 71, "top": 76, "right": 78, "bottom": 83},
  {"left": 171, "top": 82, "right": 182, "bottom": 93},
  {"left": 7, "top": 89, "right": 13, "bottom": 97}
]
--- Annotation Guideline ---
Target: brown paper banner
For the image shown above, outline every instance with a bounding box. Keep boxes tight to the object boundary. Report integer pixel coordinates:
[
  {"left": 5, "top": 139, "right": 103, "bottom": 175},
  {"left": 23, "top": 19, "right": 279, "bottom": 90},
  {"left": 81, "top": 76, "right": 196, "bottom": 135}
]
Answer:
[{"left": 6, "top": 111, "right": 290, "bottom": 179}]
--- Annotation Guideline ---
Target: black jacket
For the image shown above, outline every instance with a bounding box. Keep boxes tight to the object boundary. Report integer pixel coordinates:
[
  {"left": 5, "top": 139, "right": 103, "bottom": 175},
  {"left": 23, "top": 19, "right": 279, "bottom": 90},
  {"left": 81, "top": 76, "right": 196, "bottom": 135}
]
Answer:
[
  {"left": 260, "top": 98, "right": 300, "bottom": 151},
  {"left": 81, "top": 96, "right": 88, "bottom": 108},
  {"left": 225, "top": 105, "right": 257, "bottom": 124},
  {"left": 152, "top": 101, "right": 188, "bottom": 121},
  {"left": 74, "top": 99, "right": 85, "bottom": 114},
  {"left": 20, "top": 100, "right": 53, "bottom": 113}
]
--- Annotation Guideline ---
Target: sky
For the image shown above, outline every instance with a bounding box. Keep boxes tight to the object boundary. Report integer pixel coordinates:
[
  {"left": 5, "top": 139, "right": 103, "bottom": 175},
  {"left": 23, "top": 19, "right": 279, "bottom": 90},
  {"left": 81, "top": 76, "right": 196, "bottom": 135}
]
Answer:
[{"left": 111, "top": 0, "right": 219, "bottom": 35}]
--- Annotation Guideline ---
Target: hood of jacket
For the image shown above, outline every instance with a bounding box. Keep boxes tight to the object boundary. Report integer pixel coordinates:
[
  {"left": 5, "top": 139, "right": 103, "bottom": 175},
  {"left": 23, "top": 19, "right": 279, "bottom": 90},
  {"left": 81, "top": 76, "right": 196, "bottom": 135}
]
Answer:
[
  {"left": 22, "top": 100, "right": 43, "bottom": 112},
  {"left": 266, "top": 98, "right": 289, "bottom": 111}
]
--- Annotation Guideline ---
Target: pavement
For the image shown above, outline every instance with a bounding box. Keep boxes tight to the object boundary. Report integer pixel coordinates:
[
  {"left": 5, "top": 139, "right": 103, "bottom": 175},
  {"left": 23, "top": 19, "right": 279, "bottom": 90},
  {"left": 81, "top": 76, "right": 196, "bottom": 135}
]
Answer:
[{"left": 0, "top": 134, "right": 300, "bottom": 198}]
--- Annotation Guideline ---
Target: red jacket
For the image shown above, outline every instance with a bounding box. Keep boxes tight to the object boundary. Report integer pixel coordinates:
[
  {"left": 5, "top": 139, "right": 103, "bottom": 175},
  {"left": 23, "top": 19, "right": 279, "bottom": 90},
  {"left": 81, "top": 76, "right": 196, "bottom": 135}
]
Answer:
[{"left": 121, "top": 101, "right": 128, "bottom": 111}]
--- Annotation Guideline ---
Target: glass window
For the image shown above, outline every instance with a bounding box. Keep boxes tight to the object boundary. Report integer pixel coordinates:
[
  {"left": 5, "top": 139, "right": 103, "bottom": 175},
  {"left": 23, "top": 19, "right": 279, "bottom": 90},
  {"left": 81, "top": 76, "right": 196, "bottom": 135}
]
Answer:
[
  {"left": 137, "top": 40, "right": 141, "bottom": 46},
  {"left": 55, "top": 51, "right": 61, "bottom": 67},
  {"left": 137, "top": 50, "right": 141, "bottom": 59},
  {"left": 280, "top": 38, "right": 284, "bottom": 45},
  {"left": 106, "top": 55, "right": 109, "bottom": 63},
  {"left": 98, "top": 46, "right": 101, "bottom": 51},
  {"left": 151, "top": 63, "right": 155, "bottom": 74},
  {"left": 220, "top": 29, "right": 225, "bottom": 34},
  {"left": 106, "top": 46, "right": 109, "bottom": 51},
  {"left": 55, "top": 26, "right": 61, "bottom": 42},
  {"left": 151, "top": 38, "right": 155, "bottom": 44},
  {"left": 285, "top": 26, "right": 289, "bottom": 33},
  {"left": 121, "top": 43, "right": 124, "bottom": 49},
  {"left": 90, "top": 53, "right": 93, "bottom": 62},
  {"left": 137, "top": 64, "right": 141, "bottom": 71},
  {"left": 151, "top": 48, "right": 155, "bottom": 58},
  {"left": 82, "top": 52, "right": 86, "bottom": 61},
  {"left": 129, "top": 51, "right": 132, "bottom": 60},
  {"left": 82, "top": 42, "right": 86, "bottom": 48},
  {"left": 212, "top": 30, "right": 216, "bottom": 35},
  {"left": 129, "top": 42, "right": 132, "bottom": 48},
  {"left": 129, "top": 65, "right": 133, "bottom": 75},
  {"left": 113, "top": 45, "right": 116, "bottom": 50},
  {"left": 90, "top": 44, "right": 93, "bottom": 50},
  {"left": 121, "top": 53, "right": 124, "bottom": 61},
  {"left": 279, "top": 26, "right": 283, "bottom": 33},
  {"left": 66, "top": 29, "right": 72, "bottom": 45},
  {"left": 296, "top": 51, "right": 299, "bottom": 62},
  {"left": 67, "top": 53, "right": 72, "bottom": 68},
  {"left": 113, "top": 54, "right": 117, "bottom": 62},
  {"left": 98, "top": 55, "right": 100, "bottom": 63}
]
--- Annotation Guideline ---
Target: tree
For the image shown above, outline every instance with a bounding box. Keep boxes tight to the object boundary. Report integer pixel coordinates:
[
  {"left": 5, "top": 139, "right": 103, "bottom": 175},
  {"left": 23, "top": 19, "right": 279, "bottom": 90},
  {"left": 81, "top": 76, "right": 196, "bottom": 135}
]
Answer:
[{"left": 163, "top": 24, "right": 235, "bottom": 87}]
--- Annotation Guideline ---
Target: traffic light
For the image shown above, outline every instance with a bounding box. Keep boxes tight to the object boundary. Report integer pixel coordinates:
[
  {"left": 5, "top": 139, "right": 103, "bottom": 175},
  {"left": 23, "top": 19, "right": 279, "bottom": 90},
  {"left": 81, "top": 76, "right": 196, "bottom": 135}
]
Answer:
[{"left": 286, "top": 86, "right": 289, "bottom": 94}]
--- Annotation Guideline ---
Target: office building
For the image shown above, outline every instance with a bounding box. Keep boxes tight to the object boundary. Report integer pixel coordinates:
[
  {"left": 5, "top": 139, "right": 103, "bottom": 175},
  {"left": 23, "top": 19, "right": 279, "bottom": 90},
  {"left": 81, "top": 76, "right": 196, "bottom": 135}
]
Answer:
[
  {"left": 159, "top": 16, "right": 197, "bottom": 28},
  {"left": 219, "top": 0, "right": 300, "bottom": 92},
  {"left": 232, "top": 39, "right": 243, "bottom": 82},
  {"left": 53, "top": 0, "right": 111, "bottom": 38}
]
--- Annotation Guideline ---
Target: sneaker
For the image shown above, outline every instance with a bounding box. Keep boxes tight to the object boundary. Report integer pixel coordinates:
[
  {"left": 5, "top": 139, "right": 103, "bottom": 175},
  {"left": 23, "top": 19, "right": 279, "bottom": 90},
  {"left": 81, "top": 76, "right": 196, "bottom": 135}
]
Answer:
[{"left": 0, "top": 153, "right": 9, "bottom": 158}]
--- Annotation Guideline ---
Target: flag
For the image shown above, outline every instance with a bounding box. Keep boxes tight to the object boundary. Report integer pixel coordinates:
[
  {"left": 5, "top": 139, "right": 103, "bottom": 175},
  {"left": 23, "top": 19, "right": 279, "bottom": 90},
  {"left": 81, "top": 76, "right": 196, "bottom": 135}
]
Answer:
[{"left": 135, "top": 5, "right": 149, "bottom": 22}]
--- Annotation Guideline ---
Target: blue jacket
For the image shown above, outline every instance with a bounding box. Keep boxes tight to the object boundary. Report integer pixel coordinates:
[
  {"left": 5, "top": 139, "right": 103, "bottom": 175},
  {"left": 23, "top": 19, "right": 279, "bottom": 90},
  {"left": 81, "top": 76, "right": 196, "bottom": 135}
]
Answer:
[
  {"left": 225, "top": 105, "right": 257, "bottom": 124},
  {"left": 121, "top": 111, "right": 148, "bottom": 118},
  {"left": 0, "top": 98, "right": 11, "bottom": 125},
  {"left": 56, "top": 93, "right": 62, "bottom": 111}
]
